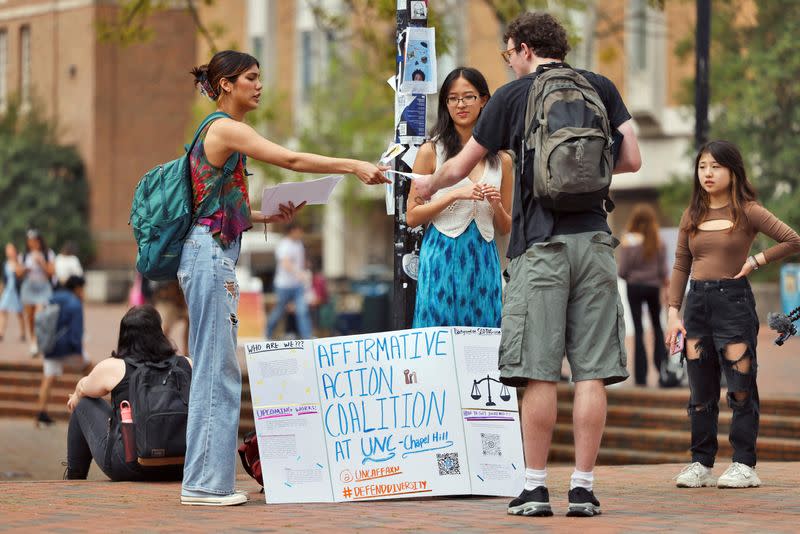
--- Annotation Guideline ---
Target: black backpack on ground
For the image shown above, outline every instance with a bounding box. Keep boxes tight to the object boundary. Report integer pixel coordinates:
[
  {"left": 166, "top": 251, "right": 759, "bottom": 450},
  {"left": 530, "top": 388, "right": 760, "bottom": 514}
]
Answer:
[{"left": 121, "top": 356, "right": 192, "bottom": 466}]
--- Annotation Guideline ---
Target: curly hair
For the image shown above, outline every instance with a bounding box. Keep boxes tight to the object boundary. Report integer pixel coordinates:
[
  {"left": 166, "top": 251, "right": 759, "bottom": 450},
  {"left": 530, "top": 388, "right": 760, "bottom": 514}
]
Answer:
[{"left": 503, "top": 12, "right": 570, "bottom": 60}]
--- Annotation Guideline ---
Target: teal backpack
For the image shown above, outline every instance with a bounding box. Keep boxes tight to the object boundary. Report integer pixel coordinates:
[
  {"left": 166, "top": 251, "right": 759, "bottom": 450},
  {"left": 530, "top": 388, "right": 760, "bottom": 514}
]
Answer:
[{"left": 130, "top": 112, "right": 239, "bottom": 281}]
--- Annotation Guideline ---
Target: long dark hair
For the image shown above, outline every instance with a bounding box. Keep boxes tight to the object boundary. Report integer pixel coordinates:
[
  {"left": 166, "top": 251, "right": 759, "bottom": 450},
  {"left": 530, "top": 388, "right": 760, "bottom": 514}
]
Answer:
[
  {"left": 626, "top": 204, "right": 661, "bottom": 260},
  {"left": 190, "top": 50, "right": 259, "bottom": 101},
  {"left": 24, "top": 229, "right": 48, "bottom": 257},
  {"left": 112, "top": 305, "right": 177, "bottom": 362},
  {"left": 430, "top": 67, "right": 499, "bottom": 168},
  {"left": 686, "top": 140, "right": 757, "bottom": 235}
]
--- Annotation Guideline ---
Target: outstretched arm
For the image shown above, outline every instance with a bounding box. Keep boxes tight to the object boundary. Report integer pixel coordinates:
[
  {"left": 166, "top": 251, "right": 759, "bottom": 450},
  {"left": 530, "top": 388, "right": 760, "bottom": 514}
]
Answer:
[
  {"left": 613, "top": 119, "right": 642, "bottom": 174},
  {"left": 209, "top": 119, "right": 389, "bottom": 185},
  {"left": 414, "top": 137, "right": 488, "bottom": 200}
]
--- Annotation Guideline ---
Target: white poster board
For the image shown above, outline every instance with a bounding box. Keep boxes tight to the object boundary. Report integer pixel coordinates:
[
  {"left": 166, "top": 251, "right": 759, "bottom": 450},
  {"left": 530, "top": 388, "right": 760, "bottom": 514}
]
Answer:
[{"left": 245, "top": 327, "right": 524, "bottom": 504}]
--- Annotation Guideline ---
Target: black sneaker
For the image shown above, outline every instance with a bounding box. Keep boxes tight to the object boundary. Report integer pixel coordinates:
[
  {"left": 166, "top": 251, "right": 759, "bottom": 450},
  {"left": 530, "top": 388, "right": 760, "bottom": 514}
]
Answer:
[
  {"left": 507, "top": 486, "right": 553, "bottom": 516},
  {"left": 566, "top": 487, "right": 601, "bottom": 517},
  {"left": 36, "top": 412, "right": 55, "bottom": 427}
]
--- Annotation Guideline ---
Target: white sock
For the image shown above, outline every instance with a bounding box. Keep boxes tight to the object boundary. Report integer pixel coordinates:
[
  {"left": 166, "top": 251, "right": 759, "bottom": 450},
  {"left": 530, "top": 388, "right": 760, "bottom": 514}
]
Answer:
[
  {"left": 570, "top": 469, "right": 594, "bottom": 491},
  {"left": 524, "top": 468, "right": 547, "bottom": 491}
]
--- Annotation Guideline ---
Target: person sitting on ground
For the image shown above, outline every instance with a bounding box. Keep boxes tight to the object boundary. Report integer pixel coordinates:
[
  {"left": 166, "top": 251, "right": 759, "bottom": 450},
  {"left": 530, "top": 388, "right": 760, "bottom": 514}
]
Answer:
[
  {"left": 64, "top": 305, "right": 191, "bottom": 481},
  {"left": 36, "top": 275, "right": 91, "bottom": 427}
]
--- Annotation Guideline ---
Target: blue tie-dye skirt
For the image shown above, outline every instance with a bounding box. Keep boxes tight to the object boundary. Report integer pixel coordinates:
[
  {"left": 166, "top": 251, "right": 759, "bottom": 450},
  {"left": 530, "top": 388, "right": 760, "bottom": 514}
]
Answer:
[{"left": 412, "top": 221, "right": 502, "bottom": 328}]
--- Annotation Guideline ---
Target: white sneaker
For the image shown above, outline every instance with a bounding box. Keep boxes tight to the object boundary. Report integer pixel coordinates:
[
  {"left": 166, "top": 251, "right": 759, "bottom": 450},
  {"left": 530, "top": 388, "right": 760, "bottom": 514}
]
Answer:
[
  {"left": 717, "top": 463, "right": 761, "bottom": 488},
  {"left": 181, "top": 492, "right": 248, "bottom": 506},
  {"left": 674, "top": 462, "right": 715, "bottom": 488}
]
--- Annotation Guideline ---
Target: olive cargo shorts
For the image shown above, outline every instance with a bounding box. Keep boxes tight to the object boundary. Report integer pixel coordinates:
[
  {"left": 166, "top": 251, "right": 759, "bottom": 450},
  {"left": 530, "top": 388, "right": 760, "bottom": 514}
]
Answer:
[{"left": 498, "top": 232, "right": 629, "bottom": 386}]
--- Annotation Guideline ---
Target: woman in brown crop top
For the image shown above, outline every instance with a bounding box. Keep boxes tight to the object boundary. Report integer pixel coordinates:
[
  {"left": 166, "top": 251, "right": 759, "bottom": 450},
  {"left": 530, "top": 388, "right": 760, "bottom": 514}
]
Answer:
[{"left": 666, "top": 140, "right": 800, "bottom": 490}]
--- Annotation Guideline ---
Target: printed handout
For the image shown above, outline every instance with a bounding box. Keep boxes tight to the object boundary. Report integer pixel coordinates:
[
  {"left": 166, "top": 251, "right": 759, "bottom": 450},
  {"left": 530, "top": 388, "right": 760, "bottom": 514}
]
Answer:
[{"left": 261, "top": 175, "right": 344, "bottom": 216}]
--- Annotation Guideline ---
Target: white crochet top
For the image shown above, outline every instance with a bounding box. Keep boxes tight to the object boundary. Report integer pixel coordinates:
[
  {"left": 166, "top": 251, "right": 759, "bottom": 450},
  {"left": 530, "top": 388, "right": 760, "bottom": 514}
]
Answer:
[{"left": 430, "top": 142, "right": 502, "bottom": 242}]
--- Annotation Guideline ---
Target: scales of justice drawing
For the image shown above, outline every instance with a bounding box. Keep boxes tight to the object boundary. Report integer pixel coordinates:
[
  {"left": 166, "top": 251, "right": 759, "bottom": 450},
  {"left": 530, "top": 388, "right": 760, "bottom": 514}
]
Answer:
[{"left": 470, "top": 375, "right": 511, "bottom": 407}]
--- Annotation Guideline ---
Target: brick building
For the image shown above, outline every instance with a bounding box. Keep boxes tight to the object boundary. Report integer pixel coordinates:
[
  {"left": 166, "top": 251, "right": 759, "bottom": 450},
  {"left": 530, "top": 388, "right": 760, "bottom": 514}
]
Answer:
[{"left": 0, "top": 0, "right": 197, "bottom": 272}]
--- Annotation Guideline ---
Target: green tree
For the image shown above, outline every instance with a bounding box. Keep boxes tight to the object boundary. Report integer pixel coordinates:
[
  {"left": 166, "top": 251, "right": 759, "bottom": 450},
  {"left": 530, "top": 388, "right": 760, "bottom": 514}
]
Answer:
[
  {"left": 704, "top": 0, "right": 800, "bottom": 231},
  {"left": 0, "top": 98, "right": 93, "bottom": 260}
]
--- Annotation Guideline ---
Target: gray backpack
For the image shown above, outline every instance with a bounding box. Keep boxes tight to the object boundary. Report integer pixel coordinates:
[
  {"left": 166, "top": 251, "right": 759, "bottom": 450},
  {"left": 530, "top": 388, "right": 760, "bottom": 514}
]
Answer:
[
  {"left": 522, "top": 66, "right": 614, "bottom": 212},
  {"left": 35, "top": 302, "right": 63, "bottom": 355}
]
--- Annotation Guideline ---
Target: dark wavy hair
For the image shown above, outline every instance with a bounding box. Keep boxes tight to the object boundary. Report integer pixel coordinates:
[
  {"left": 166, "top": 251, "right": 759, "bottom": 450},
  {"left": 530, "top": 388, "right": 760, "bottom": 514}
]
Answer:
[
  {"left": 112, "top": 305, "right": 177, "bottom": 363},
  {"left": 685, "top": 140, "right": 757, "bottom": 235},
  {"left": 429, "top": 67, "right": 499, "bottom": 168},
  {"left": 190, "top": 50, "right": 259, "bottom": 101},
  {"left": 503, "top": 12, "right": 570, "bottom": 60}
]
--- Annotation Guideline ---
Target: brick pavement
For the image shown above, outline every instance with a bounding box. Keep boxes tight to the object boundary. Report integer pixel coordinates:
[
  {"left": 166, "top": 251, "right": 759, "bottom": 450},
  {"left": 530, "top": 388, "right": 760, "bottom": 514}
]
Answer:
[{"left": 1, "top": 464, "right": 799, "bottom": 532}]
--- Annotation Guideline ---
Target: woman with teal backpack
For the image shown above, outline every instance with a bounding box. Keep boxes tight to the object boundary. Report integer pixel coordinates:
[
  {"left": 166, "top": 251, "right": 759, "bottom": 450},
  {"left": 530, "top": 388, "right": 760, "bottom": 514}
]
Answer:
[{"left": 180, "top": 50, "right": 388, "bottom": 507}]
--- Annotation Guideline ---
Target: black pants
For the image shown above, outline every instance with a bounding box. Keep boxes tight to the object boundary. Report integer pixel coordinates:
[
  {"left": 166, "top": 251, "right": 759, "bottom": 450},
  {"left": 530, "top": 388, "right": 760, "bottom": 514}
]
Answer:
[
  {"left": 683, "top": 278, "right": 760, "bottom": 467},
  {"left": 67, "top": 397, "right": 181, "bottom": 481},
  {"left": 626, "top": 283, "right": 666, "bottom": 385}
]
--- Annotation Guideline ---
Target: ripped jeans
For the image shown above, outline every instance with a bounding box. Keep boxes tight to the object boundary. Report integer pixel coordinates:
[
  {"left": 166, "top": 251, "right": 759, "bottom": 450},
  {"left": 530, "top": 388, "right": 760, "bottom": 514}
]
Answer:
[
  {"left": 683, "top": 278, "right": 759, "bottom": 468},
  {"left": 178, "top": 225, "right": 241, "bottom": 495}
]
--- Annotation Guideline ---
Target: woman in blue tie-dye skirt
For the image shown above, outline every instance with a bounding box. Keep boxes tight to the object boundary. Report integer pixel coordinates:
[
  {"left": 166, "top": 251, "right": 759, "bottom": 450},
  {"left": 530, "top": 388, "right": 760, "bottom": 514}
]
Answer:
[{"left": 406, "top": 67, "right": 512, "bottom": 328}]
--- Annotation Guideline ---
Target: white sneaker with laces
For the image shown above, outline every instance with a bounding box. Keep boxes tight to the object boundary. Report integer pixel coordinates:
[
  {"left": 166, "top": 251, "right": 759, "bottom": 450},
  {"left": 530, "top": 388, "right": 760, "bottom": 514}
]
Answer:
[
  {"left": 674, "top": 462, "right": 715, "bottom": 488},
  {"left": 717, "top": 462, "right": 761, "bottom": 488}
]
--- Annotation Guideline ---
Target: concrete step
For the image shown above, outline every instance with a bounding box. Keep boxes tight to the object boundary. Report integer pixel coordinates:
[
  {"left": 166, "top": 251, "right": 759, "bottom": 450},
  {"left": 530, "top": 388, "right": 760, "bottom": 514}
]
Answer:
[
  {"left": 555, "top": 384, "right": 800, "bottom": 417},
  {"left": 0, "top": 384, "right": 72, "bottom": 404},
  {"left": 552, "top": 423, "right": 800, "bottom": 461},
  {"left": 0, "top": 400, "right": 70, "bottom": 421},
  {"left": 556, "top": 403, "right": 800, "bottom": 439},
  {"left": 0, "top": 371, "right": 82, "bottom": 390},
  {"left": 549, "top": 443, "right": 689, "bottom": 465}
]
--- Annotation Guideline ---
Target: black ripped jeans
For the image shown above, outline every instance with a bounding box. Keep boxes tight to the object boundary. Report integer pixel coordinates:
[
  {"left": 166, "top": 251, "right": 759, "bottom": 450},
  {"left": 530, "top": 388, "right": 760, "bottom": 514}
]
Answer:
[{"left": 683, "top": 278, "right": 760, "bottom": 468}]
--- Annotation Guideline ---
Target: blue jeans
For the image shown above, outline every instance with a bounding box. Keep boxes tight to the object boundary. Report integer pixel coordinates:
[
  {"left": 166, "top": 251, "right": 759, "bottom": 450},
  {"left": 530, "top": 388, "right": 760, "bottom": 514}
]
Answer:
[
  {"left": 178, "top": 225, "right": 241, "bottom": 495},
  {"left": 266, "top": 285, "right": 313, "bottom": 339}
]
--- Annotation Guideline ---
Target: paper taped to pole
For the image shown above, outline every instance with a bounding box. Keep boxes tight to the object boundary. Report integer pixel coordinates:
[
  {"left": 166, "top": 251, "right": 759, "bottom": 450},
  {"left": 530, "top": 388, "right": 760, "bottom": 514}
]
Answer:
[{"left": 245, "top": 327, "right": 524, "bottom": 504}]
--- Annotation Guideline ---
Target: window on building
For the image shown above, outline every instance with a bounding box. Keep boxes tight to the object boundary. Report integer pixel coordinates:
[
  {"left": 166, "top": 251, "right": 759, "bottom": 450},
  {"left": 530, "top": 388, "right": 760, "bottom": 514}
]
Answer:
[
  {"left": 632, "top": 0, "right": 647, "bottom": 71},
  {"left": 20, "top": 25, "right": 30, "bottom": 108},
  {"left": 300, "top": 30, "right": 312, "bottom": 102},
  {"left": 251, "top": 36, "right": 263, "bottom": 64},
  {"left": 0, "top": 30, "right": 7, "bottom": 111}
]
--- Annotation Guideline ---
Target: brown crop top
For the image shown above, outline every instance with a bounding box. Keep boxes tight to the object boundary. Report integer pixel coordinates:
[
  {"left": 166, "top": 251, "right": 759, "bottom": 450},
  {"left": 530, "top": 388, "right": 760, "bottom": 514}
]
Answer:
[{"left": 668, "top": 202, "right": 800, "bottom": 309}]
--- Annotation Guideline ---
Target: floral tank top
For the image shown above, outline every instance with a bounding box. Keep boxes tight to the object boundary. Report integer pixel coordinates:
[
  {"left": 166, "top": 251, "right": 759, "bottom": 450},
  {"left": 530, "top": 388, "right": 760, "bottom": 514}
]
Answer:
[{"left": 189, "top": 121, "right": 252, "bottom": 248}]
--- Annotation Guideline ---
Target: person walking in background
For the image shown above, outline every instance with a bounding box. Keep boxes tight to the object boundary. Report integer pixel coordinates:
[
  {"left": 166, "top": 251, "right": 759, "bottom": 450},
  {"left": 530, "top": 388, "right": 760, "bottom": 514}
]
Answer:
[
  {"left": 19, "top": 229, "right": 56, "bottom": 356},
  {"left": 36, "top": 276, "right": 91, "bottom": 427},
  {"left": 180, "top": 50, "right": 387, "bottom": 507},
  {"left": 412, "top": 12, "right": 641, "bottom": 517},
  {"left": 618, "top": 204, "right": 669, "bottom": 387},
  {"left": 407, "top": 67, "right": 512, "bottom": 328},
  {"left": 266, "top": 223, "right": 313, "bottom": 340},
  {"left": 667, "top": 140, "right": 800, "bottom": 489},
  {"left": 0, "top": 243, "right": 25, "bottom": 342},
  {"left": 54, "top": 241, "right": 84, "bottom": 288},
  {"left": 64, "top": 305, "right": 189, "bottom": 481}
]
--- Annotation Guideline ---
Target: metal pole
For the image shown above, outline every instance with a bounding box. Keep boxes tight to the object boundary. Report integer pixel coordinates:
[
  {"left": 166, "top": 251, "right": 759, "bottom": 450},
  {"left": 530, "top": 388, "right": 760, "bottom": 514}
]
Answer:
[
  {"left": 392, "top": 0, "right": 427, "bottom": 329},
  {"left": 695, "top": 0, "right": 711, "bottom": 149}
]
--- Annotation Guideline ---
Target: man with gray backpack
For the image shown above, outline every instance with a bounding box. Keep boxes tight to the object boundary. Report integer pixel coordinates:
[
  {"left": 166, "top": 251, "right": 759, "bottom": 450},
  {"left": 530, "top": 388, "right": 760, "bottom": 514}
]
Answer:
[
  {"left": 35, "top": 275, "right": 91, "bottom": 426},
  {"left": 414, "top": 12, "right": 641, "bottom": 518}
]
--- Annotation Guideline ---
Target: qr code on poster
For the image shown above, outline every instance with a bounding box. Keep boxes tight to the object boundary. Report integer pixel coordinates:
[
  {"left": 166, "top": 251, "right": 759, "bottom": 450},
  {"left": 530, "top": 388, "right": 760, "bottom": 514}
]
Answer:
[
  {"left": 481, "top": 433, "right": 502, "bottom": 456},
  {"left": 436, "top": 453, "right": 461, "bottom": 476}
]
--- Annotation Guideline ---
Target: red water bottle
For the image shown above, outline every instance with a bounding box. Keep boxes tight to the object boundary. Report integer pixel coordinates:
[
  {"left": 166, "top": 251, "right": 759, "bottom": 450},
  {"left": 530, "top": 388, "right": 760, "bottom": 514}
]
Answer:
[{"left": 120, "top": 400, "right": 137, "bottom": 463}]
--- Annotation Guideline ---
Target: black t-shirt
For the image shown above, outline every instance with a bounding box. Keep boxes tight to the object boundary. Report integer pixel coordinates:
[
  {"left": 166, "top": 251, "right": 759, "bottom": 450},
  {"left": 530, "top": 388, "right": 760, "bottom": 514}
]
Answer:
[{"left": 472, "top": 65, "right": 632, "bottom": 259}]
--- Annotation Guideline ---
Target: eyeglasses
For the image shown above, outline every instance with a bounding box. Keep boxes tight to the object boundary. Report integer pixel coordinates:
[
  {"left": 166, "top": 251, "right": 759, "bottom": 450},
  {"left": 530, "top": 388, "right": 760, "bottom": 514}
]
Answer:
[
  {"left": 500, "top": 46, "right": 519, "bottom": 64},
  {"left": 446, "top": 95, "right": 479, "bottom": 106}
]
